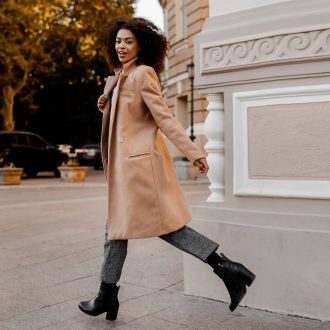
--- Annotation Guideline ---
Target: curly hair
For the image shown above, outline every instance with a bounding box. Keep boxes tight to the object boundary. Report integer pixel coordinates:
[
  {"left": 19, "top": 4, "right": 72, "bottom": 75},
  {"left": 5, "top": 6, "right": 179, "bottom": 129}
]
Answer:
[{"left": 104, "top": 17, "right": 168, "bottom": 74}]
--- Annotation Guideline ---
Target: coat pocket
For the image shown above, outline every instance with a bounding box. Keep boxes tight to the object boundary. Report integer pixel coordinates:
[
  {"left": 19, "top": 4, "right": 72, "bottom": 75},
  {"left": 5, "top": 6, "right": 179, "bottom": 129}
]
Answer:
[
  {"left": 126, "top": 152, "right": 158, "bottom": 208},
  {"left": 128, "top": 151, "right": 151, "bottom": 158}
]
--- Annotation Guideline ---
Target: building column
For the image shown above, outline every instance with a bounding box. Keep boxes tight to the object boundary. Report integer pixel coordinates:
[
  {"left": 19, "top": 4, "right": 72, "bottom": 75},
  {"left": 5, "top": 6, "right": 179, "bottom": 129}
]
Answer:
[{"left": 204, "top": 94, "right": 225, "bottom": 202}]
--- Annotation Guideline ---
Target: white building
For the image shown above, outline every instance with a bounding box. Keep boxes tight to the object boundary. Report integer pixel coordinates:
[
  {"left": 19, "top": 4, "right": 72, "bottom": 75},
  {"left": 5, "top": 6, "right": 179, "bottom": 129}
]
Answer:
[{"left": 184, "top": 0, "right": 330, "bottom": 321}]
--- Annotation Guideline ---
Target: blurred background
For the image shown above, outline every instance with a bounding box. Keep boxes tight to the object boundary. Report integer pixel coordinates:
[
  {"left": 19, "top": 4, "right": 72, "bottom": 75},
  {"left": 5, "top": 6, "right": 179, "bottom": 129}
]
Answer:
[{"left": 0, "top": 0, "right": 163, "bottom": 164}]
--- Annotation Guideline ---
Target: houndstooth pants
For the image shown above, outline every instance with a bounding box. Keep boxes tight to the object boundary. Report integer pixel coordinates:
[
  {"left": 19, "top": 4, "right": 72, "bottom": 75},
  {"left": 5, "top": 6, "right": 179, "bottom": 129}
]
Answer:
[{"left": 100, "top": 225, "right": 219, "bottom": 283}]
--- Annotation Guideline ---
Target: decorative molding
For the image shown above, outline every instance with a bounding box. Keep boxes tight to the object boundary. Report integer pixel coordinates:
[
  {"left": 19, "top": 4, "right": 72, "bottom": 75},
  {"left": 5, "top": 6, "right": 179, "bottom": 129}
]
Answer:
[
  {"left": 233, "top": 84, "right": 330, "bottom": 199},
  {"left": 202, "top": 28, "right": 330, "bottom": 74}
]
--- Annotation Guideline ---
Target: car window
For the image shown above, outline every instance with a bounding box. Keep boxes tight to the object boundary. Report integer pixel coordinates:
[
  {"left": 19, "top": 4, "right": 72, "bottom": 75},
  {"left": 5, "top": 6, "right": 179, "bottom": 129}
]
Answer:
[
  {"left": 28, "top": 134, "right": 48, "bottom": 148},
  {"left": 14, "top": 134, "right": 29, "bottom": 146}
]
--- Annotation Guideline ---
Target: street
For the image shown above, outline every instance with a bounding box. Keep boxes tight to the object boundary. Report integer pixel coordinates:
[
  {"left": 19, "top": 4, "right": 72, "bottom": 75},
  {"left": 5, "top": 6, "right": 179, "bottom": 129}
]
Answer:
[{"left": 0, "top": 170, "right": 327, "bottom": 329}]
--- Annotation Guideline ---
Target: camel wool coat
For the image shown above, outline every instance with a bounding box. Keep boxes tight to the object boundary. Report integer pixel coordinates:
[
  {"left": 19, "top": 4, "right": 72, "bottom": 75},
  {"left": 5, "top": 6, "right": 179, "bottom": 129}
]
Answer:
[{"left": 100, "top": 58, "right": 205, "bottom": 240}]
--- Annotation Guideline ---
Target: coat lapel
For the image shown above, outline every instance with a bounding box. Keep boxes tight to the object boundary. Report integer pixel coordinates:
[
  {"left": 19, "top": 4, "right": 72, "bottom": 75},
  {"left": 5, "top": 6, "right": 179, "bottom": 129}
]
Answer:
[
  {"left": 108, "top": 73, "right": 122, "bottom": 139},
  {"left": 108, "top": 57, "right": 137, "bottom": 137},
  {"left": 100, "top": 74, "right": 119, "bottom": 174},
  {"left": 101, "top": 58, "right": 138, "bottom": 176}
]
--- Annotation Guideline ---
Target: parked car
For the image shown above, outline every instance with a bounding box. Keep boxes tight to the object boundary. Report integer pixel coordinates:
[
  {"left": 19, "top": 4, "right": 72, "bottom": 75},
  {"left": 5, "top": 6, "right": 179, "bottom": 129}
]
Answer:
[
  {"left": 0, "top": 131, "right": 68, "bottom": 177},
  {"left": 76, "top": 144, "right": 100, "bottom": 166},
  {"left": 93, "top": 149, "right": 103, "bottom": 170}
]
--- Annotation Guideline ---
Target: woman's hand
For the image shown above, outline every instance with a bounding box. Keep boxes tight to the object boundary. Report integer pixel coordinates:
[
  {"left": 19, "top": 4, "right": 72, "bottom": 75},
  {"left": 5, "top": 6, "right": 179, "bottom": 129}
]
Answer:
[
  {"left": 97, "top": 94, "right": 108, "bottom": 111},
  {"left": 194, "top": 157, "right": 209, "bottom": 175}
]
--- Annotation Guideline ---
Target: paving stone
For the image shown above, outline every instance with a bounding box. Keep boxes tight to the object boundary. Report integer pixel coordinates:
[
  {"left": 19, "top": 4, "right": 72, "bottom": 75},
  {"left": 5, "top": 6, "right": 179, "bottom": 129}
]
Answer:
[
  {"left": 25, "top": 276, "right": 99, "bottom": 306},
  {"left": 122, "top": 315, "right": 192, "bottom": 329},
  {"left": 118, "top": 290, "right": 201, "bottom": 322},
  {"left": 39, "top": 315, "right": 124, "bottom": 330},
  {"left": 0, "top": 289, "right": 44, "bottom": 321},
  {"left": 317, "top": 321, "right": 330, "bottom": 329},
  {"left": 0, "top": 300, "right": 79, "bottom": 330},
  {"left": 164, "top": 280, "right": 184, "bottom": 292},
  {"left": 110, "top": 324, "right": 137, "bottom": 330},
  {"left": 1, "top": 177, "right": 329, "bottom": 330},
  {"left": 204, "top": 307, "right": 324, "bottom": 330},
  {"left": 117, "top": 282, "right": 157, "bottom": 302},
  {"left": 152, "top": 295, "right": 232, "bottom": 329}
]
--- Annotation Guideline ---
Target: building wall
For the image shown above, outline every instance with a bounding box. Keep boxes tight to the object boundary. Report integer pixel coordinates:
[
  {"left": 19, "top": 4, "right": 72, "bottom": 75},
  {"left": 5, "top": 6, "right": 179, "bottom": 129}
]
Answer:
[
  {"left": 159, "top": 0, "right": 209, "bottom": 160},
  {"left": 184, "top": 0, "right": 330, "bottom": 320}
]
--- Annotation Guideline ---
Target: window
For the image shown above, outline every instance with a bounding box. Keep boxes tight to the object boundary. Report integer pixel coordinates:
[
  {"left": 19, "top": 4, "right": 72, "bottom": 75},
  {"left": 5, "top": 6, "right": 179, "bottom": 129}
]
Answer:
[
  {"left": 177, "top": 0, "right": 187, "bottom": 40},
  {"left": 176, "top": 96, "right": 188, "bottom": 129},
  {"left": 28, "top": 134, "right": 47, "bottom": 148},
  {"left": 14, "top": 134, "right": 28, "bottom": 146}
]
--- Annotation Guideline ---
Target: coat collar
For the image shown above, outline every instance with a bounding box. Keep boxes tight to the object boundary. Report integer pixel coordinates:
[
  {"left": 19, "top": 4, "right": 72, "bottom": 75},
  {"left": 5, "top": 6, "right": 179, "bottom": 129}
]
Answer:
[{"left": 114, "top": 57, "right": 138, "bottom": 77}]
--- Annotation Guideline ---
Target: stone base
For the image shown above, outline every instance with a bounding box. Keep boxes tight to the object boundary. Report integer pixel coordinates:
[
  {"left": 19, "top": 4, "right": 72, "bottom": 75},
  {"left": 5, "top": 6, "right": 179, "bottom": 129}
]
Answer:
[{"left": 184, "top": 203, "right": 330, "bottom": 321}]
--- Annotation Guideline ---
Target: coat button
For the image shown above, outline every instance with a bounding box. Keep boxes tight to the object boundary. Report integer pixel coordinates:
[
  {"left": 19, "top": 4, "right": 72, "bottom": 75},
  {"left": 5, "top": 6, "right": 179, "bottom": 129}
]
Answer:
[{"left": 119, "top": 137, "right": 124, "bottom": 143}]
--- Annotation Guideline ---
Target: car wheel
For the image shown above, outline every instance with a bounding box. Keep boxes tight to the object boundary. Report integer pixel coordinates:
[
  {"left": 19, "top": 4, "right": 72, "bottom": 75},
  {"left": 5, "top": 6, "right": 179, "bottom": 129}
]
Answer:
[
  {"left": 54, "top": 168, "right": 61, "bottom": 177},
  {"left": 25, "top": 168, "right": 38, "bottom": 178}
]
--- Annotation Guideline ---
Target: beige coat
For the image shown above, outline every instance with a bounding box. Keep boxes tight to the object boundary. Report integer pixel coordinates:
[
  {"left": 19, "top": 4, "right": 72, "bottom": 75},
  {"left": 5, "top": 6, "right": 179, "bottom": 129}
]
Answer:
[{"left": 100, "top": 58, "right": 205, "bottom": 240}]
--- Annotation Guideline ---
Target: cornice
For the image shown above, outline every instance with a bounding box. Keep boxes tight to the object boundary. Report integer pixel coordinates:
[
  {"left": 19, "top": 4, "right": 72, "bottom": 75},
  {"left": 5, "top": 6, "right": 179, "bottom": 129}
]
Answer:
[{"left": 200, "top": 27, "right": 330, "bottom": 75}]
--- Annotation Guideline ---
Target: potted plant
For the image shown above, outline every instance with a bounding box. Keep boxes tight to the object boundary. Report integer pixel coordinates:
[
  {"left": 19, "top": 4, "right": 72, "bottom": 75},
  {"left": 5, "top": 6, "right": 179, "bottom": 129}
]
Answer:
[
  {"left": 0, "top": 152, "right": 23, "bottom": 185},
  {"left": 57, "top": 156, "right": 88, "bottom": 182}
]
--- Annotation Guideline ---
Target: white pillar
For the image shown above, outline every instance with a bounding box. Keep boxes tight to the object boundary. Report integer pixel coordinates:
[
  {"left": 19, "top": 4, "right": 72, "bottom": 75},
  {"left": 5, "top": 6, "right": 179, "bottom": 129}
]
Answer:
[{"left": 204, "top": 94, "right": 225, "bottom": 202}]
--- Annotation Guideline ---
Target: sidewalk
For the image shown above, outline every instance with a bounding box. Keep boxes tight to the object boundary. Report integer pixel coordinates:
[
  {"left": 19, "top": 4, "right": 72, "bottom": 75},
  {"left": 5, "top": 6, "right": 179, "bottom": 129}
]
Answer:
[{"left": 0, "top": 169, "right": 328, "bottom": 329}]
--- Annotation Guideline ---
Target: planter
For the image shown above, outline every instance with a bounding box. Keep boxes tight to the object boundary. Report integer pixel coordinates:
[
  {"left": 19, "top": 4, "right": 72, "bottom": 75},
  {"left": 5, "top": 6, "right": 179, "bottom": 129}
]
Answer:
[
  {"left": 58, "top": 166, "right": 88, "bottom": 182},
  {"left": 0, "top": 168, "right": 23, "bottom": 185}
]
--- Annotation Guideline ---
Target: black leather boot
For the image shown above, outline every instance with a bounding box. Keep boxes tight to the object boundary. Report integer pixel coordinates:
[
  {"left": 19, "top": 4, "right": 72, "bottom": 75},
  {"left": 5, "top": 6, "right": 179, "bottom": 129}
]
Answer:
[
  {"left": 78, "top": 282, "right": 119, "bottom": 320},
  {"left": 211, "top": 253, "right": 256, "bottom": 312}
]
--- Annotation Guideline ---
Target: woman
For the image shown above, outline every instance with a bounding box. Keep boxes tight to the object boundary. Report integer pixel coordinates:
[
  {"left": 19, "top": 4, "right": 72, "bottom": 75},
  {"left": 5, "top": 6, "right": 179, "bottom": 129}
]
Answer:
[{"left": 79, "top": 17, "right": 255, "bottom": 321}]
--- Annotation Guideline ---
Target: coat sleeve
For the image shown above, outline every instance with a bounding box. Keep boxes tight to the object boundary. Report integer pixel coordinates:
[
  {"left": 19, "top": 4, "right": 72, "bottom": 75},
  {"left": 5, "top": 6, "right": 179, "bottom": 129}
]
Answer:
[{"left": 138, "top": 66, "right": 205, "bottom": 163}]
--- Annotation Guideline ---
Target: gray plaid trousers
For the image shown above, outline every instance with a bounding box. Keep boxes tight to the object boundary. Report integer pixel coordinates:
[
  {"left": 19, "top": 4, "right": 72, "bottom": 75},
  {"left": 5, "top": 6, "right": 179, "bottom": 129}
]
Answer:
[{"left": 100, "top": 225, "right": 219, "bottom": 283}]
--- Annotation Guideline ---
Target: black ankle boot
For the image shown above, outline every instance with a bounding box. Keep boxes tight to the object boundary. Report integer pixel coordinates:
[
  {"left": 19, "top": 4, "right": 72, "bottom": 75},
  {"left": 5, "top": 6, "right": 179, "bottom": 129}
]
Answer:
[
  {"left": 78, "top": 282, "right": 119, "bottom": 320},
  {"left": 210, "top": 253, "right": 256, "bottom": 312}
]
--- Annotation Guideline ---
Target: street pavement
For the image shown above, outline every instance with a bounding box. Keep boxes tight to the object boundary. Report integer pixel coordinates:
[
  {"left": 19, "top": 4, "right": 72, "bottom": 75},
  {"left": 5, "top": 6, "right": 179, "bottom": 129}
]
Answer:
[{"left": 0, "top": 169, "right": 328, "bottom": 329}]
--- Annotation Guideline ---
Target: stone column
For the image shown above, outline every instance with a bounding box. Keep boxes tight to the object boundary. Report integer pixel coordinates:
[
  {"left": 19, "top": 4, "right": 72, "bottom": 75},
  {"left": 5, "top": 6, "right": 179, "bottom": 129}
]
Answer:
[{"left": 204, "top": 93, "right": 225, "bottom": 202}]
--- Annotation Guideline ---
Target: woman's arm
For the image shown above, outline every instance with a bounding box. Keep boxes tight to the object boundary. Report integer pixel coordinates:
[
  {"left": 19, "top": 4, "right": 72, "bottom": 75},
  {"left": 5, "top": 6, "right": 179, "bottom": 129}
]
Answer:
[{"left": 139, "top": 66, "right": 206, "bottom": 165}]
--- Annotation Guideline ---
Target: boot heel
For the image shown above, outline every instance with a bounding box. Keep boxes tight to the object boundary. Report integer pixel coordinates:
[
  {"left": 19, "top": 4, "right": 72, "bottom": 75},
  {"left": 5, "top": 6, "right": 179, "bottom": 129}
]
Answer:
[
  {"left": 106, "top": 306, "right": 119, "bottom": 321},
  {"left": 238, "top": 267, "right": 256, "bottom": 287}
]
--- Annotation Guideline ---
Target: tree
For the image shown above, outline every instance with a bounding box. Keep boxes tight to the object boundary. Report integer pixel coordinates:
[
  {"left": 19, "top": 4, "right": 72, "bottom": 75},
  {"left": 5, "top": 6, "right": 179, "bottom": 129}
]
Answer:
[
  {"left": 0, "top": 0, "right": 135, "bottom": 131},
  {"left": 0, "top": 0, "right": 64, "bottom": 130}
]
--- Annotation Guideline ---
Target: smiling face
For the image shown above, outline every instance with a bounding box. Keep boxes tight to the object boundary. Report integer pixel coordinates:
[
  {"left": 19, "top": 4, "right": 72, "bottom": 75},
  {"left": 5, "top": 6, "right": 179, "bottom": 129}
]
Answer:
[{"left": 115, "top": 29, "right": 139, "bottom": 65}]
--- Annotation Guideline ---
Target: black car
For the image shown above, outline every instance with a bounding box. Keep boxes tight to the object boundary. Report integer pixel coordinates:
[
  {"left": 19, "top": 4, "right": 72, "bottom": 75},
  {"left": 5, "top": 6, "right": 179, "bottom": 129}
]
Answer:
[
  {"left": 93, "top": 148, "right": 103, "bottom": 170},
  {"left": 0, "top": 131, "right": 68, "bottom": 177},
  {"left": 76, "top": 144, "right": 101, "bottom": 166}
]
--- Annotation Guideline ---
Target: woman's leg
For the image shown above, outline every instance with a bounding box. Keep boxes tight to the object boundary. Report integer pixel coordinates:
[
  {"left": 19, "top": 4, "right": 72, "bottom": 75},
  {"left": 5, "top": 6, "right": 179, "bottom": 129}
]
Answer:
[
  {"left": 159, "top": 225, "right": 256, "bottom": 312},
  {"left": 79, "top": 223, "right": 128, "bottom": 321},
  {"left": 100, "top": 227, "right": 128, "bottom": 283},
  {"left": 159, "top": 225, "right": 219, "bottom": 262}
]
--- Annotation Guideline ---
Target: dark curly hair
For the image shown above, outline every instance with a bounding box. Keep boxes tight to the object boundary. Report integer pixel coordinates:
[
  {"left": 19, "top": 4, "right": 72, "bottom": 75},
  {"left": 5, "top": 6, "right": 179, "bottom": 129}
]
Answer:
[{"left": 104, "top": 17, "right": 168, "bottom": 74}]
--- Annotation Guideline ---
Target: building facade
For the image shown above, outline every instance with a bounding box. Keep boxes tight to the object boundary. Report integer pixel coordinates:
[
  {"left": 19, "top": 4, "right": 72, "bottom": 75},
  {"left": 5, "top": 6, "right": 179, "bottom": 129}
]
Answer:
[
  {"left": 159, "top": 0, "right": 209, "bottom": 179},
  {"left": 184, "top": 0, "right": 330, "bottom": 320}
]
